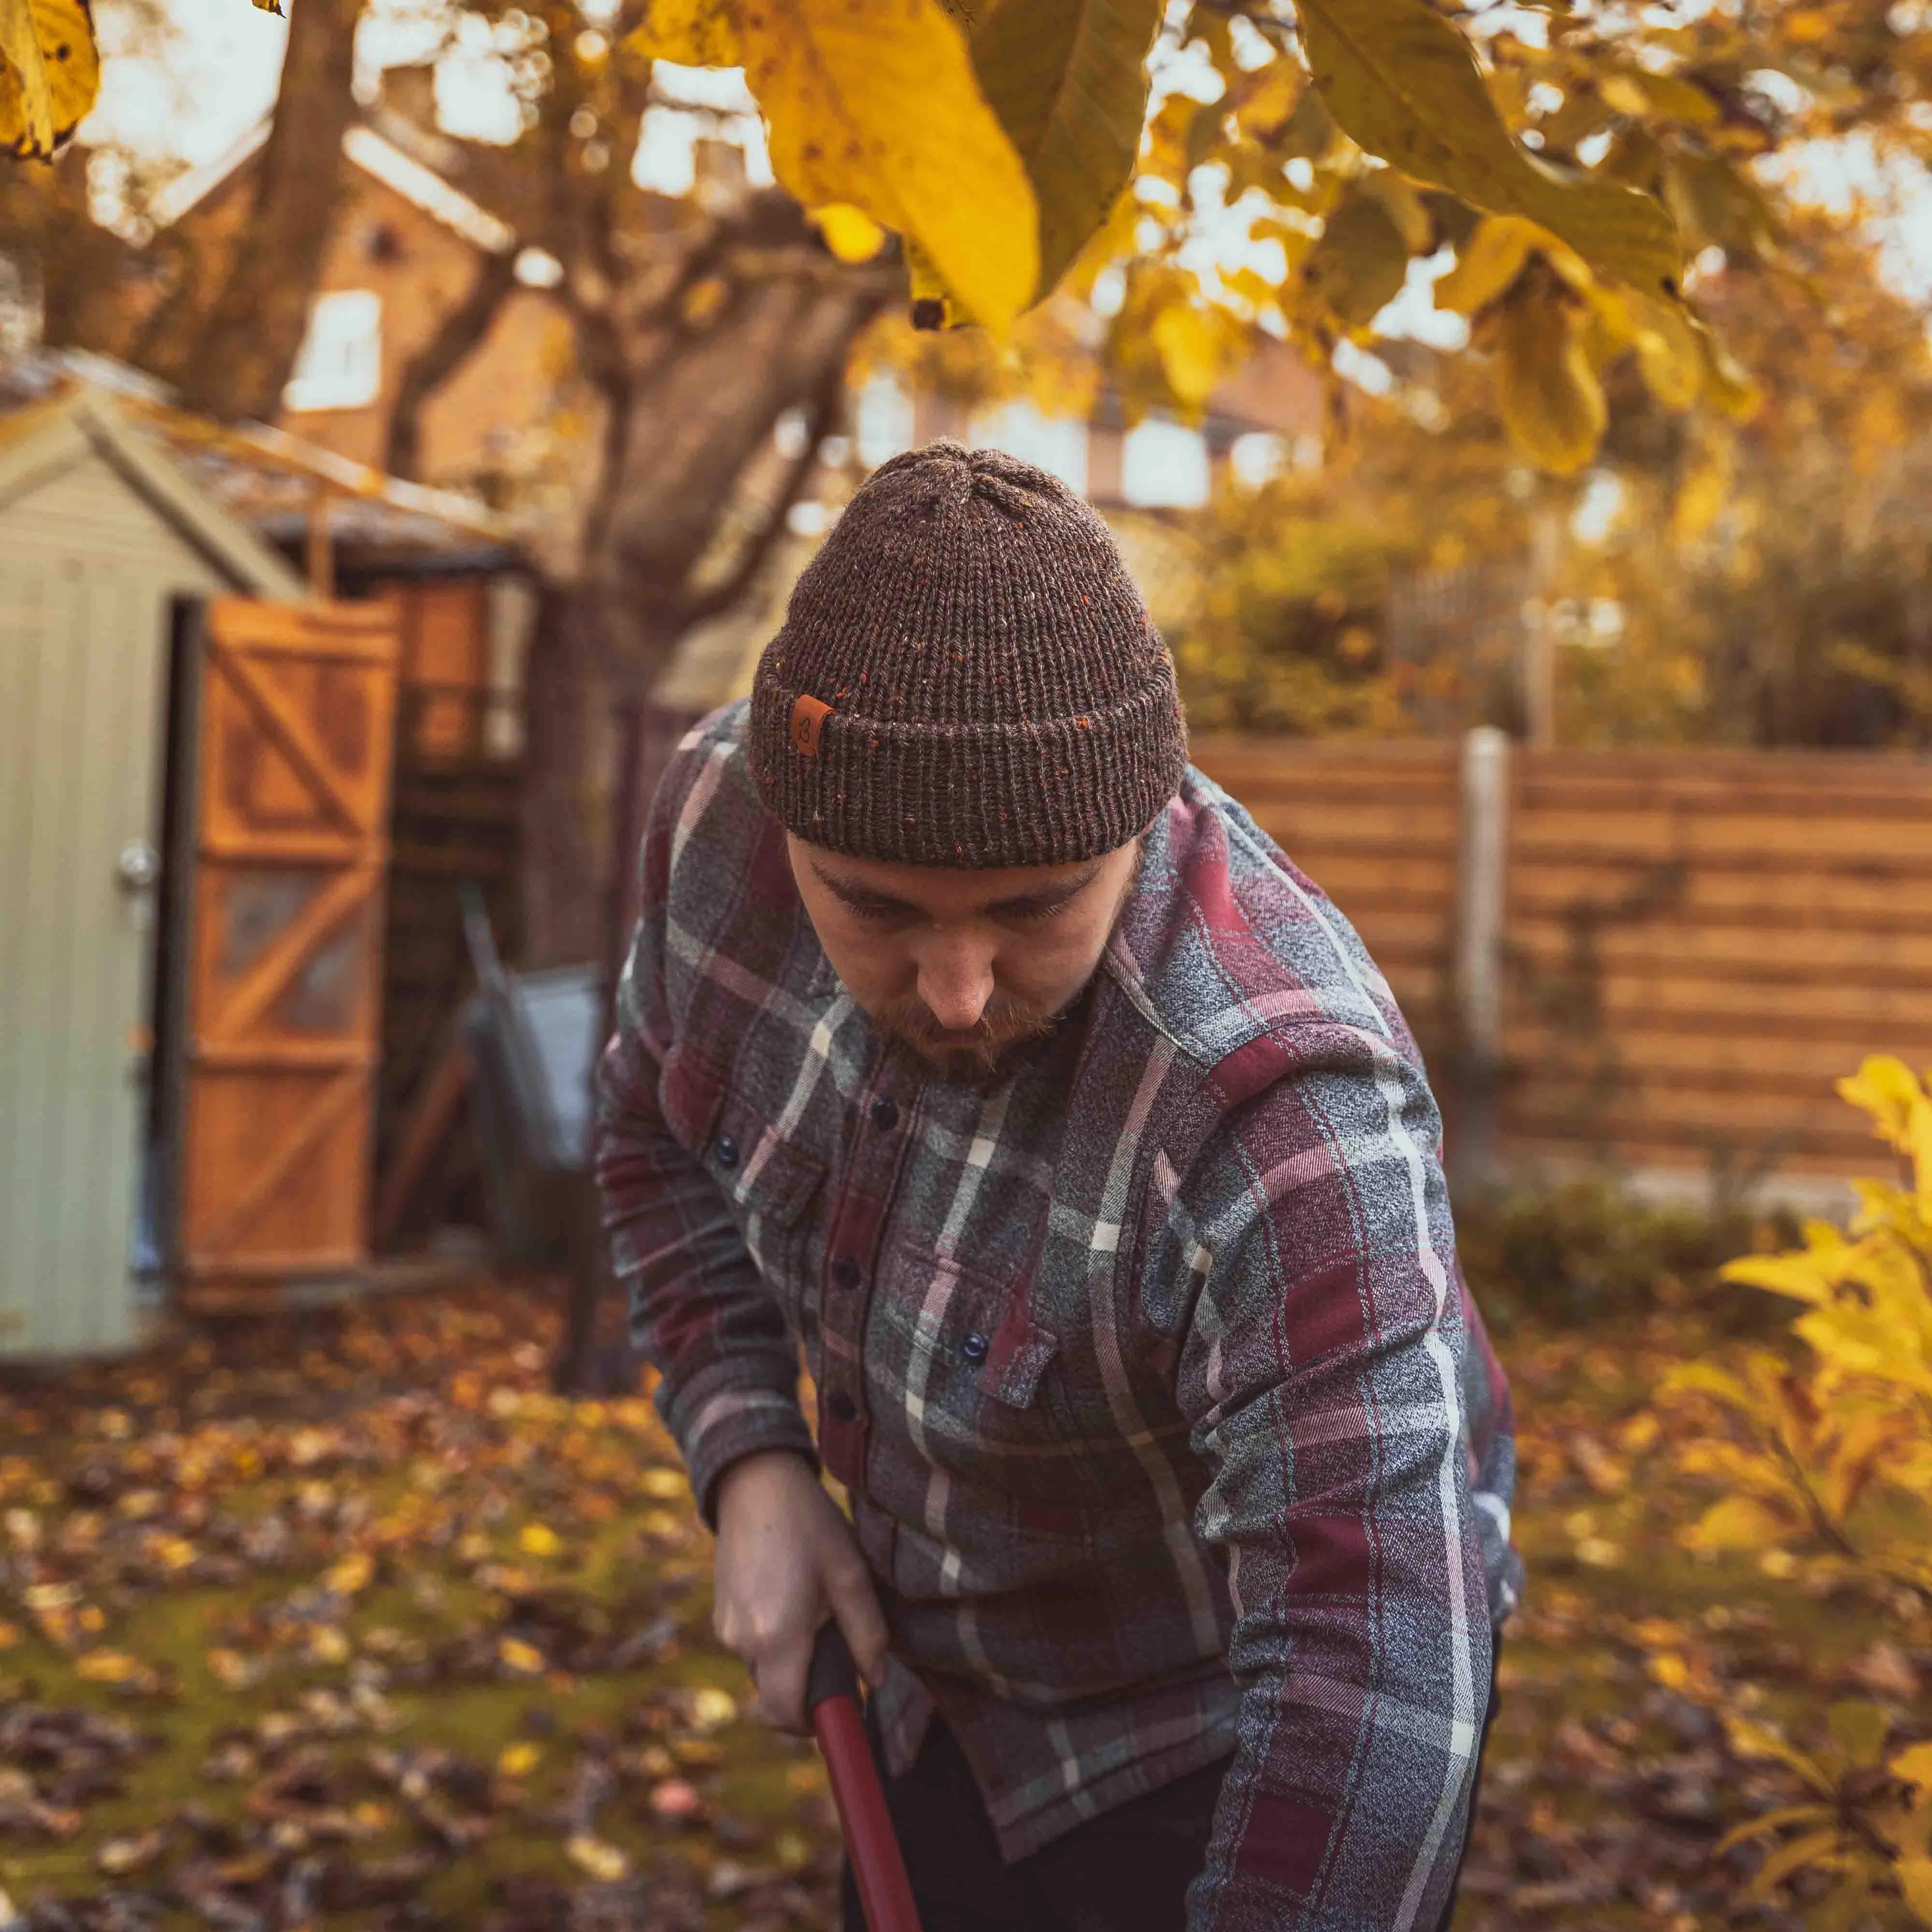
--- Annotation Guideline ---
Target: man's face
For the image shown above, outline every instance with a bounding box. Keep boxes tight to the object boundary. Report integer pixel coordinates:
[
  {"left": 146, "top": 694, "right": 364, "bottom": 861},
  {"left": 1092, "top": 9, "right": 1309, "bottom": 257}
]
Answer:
[{"left": 785, "top": 831, "right": 1146, "bottom": 1081}]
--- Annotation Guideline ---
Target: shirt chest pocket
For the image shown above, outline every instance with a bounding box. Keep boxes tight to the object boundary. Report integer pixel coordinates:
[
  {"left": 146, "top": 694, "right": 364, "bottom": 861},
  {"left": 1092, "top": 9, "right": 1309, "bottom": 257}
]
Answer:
[{"left": 869, "top": 1239, "right": 1102, "bottom": 1515}]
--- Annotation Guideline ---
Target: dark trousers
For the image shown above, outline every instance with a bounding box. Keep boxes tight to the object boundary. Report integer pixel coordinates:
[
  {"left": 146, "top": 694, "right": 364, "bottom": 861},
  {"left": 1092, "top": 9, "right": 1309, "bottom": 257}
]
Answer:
[{"left": 841, "top": 1644, "right": 1502, "bottom": 1932}]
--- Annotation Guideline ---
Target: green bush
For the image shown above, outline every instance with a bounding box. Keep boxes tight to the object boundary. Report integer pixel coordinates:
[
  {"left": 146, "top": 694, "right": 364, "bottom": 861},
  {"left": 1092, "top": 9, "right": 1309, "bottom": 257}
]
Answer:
[{"left": 1454, "top": 1173, "right": 1798, "bottom": 1332}]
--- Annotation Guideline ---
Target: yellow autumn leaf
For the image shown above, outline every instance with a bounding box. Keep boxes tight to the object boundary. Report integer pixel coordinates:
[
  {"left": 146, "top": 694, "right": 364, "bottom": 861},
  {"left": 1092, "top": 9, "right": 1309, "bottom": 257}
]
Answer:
[
  {"left": 687, "top": 1684, "right": 739, "bottom": 1731},
  {"left": 965, "top": 0, "right": 1162, "bottom": 298},
  {"left": 1303, "top": 187, "right": 1412, "bottom": 328},
  {"left": 1492, "top": 279, "right": 1607, "bottom": 476},
  {"left": 1899, "top": 1858, "right": 1932, "bottom": 1929},
  {"left": 1296, "top": 0, "right": 1680, "bottom": 299},
  {"left": 1152, "top": 304, "right": 1228, "bottom": 410},
  {"left": 1838, "top": 1054, "right": 1923, "bottom": 1153},
  {"left": 326, "top": 1550, "right": 374, "bottom": 1594},
  {"left": 1647, "top": 1651, "right": 1691, "bottom": 1691},
  {"left": 497, "top": 1636, "right": 547, "bottom": 1675},
  {"left": 741, "top": 0, "right": 1039, "bottom": 330},
  {"left": 0, "top": 0, "right": 99, "bottom": 159},
  {"left": 1892, "top": 1743, "right": 1932, "bottom": 1792},
  {"left": 497, "top": 1740, "right": 542, "bottom": 1778},
  {"left": 74, "top": 1648, "right": 141, "bottom": 1684},
  {"left": 1672, "top": 439, "right": 1729, "bottom": 543},
  {"left": 639, "top": 1467, "right": 687, "bottom": 1500},
  {"left": 308, "top": 1625, "right": 351, "bottom": 1664},
  {"left": 1434, "top": 214, "right": 1544, "bottom": 316},
  {"left": 565, "top": 1833, "right": 631, "bottom": 1882},
  {"left": 810, "top": 203, "right": 888, "bottom": 263},
  {"left": 1680, "top": 1492, "right": 1787, "bottom": 1553},
  {"left": 1719, "top": 1252, "right": 1836, "bottom": 1305},
  {"left": 1626, "top": 289, "right": 1703, "bottom": 411},
  {"left": 518, "top": 1522, "right": 562, "bottom": 1559},
  {"left": 626, "top": 0, "right": 741, "bottom": 66},
  {"left": 1725, "top": 1714, "right": 1834, "bottom": 1794}
]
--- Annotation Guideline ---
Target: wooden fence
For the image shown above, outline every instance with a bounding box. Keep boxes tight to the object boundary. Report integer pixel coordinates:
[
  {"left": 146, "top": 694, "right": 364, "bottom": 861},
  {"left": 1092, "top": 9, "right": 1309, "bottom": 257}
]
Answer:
[{"left": 1192, "top": 734, "right": 1932, "bottom": 1188}]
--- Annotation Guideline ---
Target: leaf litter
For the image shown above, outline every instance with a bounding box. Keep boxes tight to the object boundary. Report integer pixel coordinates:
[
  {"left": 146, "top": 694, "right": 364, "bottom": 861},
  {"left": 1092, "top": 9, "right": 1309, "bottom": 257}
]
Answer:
[{"left": 0, "top": 1283, "right": 1924, "bottom": 1929}]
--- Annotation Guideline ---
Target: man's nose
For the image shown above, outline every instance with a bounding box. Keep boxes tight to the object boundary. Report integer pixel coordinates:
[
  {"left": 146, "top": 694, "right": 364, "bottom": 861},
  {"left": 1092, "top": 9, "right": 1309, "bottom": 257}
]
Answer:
[{"left": 915, "top": 935, "right": 995, "bottom": 1033}]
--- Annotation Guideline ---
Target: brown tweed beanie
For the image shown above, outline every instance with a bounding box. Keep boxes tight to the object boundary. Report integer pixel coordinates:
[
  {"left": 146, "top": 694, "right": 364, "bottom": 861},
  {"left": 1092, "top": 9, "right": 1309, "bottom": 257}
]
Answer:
[{"left": 749, "top": 440, "right": 1188, "bottom": 868}]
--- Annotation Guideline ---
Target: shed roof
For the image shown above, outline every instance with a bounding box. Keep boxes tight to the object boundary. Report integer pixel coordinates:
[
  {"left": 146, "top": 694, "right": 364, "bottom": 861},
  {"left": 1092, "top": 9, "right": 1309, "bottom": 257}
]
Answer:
[
  {"left": 0, "top": 350, "right": 526, "bottom": 578},
  {"left": 0, "top": 380, "right": 306, "bottom": 596}
]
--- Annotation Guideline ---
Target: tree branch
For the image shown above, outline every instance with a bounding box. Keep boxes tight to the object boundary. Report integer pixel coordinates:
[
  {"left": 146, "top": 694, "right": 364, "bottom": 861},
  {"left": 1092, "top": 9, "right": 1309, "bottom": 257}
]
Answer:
[
  {"left": 676, "top": 345, "right": 849, "bottom": 629},
  {"left": 385, "top": 246, "right": 522, "bottom": 480}
]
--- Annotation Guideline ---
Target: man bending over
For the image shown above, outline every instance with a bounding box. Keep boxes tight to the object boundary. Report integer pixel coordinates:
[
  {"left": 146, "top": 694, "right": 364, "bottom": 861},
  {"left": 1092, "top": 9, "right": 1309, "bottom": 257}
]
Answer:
[{"left": 597, "top": 442, "right": 1521, "bottom": 1931}]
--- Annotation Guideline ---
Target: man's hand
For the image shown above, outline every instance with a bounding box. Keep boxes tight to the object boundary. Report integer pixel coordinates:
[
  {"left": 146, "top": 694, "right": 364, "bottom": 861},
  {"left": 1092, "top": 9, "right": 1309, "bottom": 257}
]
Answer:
[{"left": 711, "top": 1450, "right": 889, "bottom": 1733}]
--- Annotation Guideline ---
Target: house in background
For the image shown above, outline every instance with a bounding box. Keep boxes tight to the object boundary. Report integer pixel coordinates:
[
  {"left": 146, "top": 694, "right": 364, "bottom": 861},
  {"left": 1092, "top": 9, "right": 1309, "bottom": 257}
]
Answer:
[{"left": 125, "top": 66, "right": 574, "bottom": 504}]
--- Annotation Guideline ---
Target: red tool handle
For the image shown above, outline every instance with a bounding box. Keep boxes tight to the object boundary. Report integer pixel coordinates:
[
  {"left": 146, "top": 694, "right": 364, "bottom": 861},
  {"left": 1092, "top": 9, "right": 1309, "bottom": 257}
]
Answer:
[{"left": 808, "top": 1622, "right": 923, "bottom": 1932}]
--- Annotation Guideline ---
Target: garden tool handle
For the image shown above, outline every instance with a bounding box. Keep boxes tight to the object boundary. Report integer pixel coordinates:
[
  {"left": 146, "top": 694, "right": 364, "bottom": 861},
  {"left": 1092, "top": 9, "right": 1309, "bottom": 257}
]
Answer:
[{"left": 808, "top": 1621, "right": 923, "bottom": 1932}]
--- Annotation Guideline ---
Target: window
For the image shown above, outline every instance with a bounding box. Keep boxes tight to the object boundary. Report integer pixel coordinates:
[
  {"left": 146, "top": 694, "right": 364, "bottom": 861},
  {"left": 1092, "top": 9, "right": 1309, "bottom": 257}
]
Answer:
[
  {"left": 284, "top": 289, "right": 384, "bottom": 413},
  {"left": 1228, "top": 431, "right": 1287, "bottom": 491},
  {"left": 1121, "top": 418, "right": 1210, "bottom": 509},
  {"left": 855, "top": 373, "right": 914, "bottom": 469}
]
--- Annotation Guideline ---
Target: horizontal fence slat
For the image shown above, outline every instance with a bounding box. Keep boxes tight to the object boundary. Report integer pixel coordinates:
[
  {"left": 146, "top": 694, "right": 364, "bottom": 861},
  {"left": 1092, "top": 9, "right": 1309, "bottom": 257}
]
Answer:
[
  {"left": 1510, "top": 974, "right": 1932, "bottom": 1034},
  {"left": 1194, "top": 735, "right": 1926, "bottom": 1187},
  {"left": 1498, "top": 1024, "right": 1926, "bottom": 1086},
  {"left": 1509, "top": 915, "right": 1932, "bottom": 975},
  {"left": 1511, "top": 807, "right": 1932, "bottom": 864},
  {"left": 1508, "top": 862, "right": 1932, "bottom": 925}
]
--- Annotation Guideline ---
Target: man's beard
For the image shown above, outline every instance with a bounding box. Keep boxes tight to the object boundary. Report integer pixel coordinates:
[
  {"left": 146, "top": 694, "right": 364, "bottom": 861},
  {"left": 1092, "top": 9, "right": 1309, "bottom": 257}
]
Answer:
[{"left": 867, "top": 986, "right": 1068, "bottom": 1083}]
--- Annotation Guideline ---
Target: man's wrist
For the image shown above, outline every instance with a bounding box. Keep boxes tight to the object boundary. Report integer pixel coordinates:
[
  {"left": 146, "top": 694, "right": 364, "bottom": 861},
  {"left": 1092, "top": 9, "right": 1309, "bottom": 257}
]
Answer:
[{"left": 714, "top": 1446, "right": 817, "bottom": 1522}]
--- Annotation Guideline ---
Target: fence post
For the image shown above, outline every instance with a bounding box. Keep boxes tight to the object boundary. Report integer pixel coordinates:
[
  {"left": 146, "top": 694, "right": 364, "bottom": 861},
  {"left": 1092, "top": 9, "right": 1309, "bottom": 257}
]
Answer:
[{"left": 1450, "top": 727, "right": 1511, "bottom": 1191}]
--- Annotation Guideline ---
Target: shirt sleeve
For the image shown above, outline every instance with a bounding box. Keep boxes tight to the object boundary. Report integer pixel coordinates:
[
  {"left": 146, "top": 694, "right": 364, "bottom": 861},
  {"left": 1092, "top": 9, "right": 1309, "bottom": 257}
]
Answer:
[
  {"left": 592, "top": 764, "right": 818, "bottom": 1525},
  {"left": 1175, "top": 1022, "right": 1494, "bottom": 1932}
]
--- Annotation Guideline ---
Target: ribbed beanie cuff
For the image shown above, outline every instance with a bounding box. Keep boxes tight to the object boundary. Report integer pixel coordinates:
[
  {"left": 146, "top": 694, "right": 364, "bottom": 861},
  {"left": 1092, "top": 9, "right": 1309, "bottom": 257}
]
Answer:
[{"left": 750, "top": 441, "right": 1187, "bottom": 868}]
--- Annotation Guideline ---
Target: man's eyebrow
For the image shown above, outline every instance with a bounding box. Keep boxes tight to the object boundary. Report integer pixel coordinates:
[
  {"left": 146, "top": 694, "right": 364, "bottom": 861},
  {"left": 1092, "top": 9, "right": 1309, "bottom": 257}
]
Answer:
[
  {"left": 810, "top": 864, "right": 921, "bottom": 913},
  {"left": 982, "top": 865, "right": 1102, "bottom": 916},
  {"left": 810, "top": 860, "right": 1103, "bottom": 916}
]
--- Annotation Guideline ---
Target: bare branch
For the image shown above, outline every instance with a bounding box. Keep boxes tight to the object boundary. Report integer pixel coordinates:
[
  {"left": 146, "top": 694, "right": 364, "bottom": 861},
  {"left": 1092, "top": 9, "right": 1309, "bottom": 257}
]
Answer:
[
  {"left": 386, "top": 247, "right": 521, "bottom": 480},
  {"left": 677, "top": 351, "right": 848, "bottom": 630}
]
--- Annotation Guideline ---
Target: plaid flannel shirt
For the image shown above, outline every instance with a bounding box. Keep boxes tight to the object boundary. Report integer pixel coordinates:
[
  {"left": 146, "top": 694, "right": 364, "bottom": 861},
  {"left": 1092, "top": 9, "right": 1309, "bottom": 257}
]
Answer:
[{"left": 597, "top": 702, "right": 1522, "bottom": 1930}]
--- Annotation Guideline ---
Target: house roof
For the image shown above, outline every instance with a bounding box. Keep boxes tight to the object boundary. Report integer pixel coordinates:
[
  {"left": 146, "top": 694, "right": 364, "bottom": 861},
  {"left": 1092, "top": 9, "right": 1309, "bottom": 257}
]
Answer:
[
  {"left": 145, "top": 90, "right": 567, "bottom": 288},
  {"left": 0, "top": 349, "right": 526, "bottom": 577}
]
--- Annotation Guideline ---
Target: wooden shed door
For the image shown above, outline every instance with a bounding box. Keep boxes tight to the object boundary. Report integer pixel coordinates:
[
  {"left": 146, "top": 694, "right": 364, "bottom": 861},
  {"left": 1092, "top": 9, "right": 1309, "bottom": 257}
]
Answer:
[{"left": 177, "top": 597, "right": 398, "bottom": 1303}]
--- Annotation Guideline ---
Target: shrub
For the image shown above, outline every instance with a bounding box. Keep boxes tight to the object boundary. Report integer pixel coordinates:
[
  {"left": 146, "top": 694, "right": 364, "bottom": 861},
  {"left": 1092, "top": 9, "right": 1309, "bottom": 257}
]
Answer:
[
  {"left": 1453, "top": 1172, "right": 1793, "bottom": 1331},
  {"left": 1662, "top": 1056, "right": 1932, "bottom": 1927}
]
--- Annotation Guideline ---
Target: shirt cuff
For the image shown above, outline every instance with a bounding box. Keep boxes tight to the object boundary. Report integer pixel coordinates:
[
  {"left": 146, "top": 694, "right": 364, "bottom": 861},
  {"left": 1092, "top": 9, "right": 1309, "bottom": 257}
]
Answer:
[{"left": 677, "top": 1380, "right": 820, "bottom": 1528}]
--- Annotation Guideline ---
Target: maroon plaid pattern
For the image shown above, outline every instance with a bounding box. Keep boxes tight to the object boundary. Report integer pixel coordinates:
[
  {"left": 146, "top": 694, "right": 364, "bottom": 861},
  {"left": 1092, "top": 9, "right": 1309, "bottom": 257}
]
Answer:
[{"left": 597, "top": 704, "right": 1522, "bottom": 1929}]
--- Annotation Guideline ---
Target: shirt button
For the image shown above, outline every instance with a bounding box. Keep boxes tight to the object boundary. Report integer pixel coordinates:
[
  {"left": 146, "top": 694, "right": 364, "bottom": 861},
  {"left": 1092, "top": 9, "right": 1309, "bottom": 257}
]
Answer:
[
  {"left": 715, "top": 1134, "right": 739, "bottom": 1167},
  {"left": 869, "top": 1097, "right": 900, "bottom": 1131},
  {"left": 825, "top": 1391, "right": 858, "bottom": 1423},
  {"left": 831, "top": 1256, "right": 861, "bottom": 1291},
  {"left": 961, "top": 1331, "right": 989, "bottom": 1364}
]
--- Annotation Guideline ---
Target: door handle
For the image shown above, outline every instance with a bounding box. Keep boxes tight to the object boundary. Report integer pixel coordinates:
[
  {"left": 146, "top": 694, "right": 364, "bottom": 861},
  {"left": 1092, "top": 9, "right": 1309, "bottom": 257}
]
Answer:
[{"left": 116, "top": 841, "right": 160, "bottom": 893}]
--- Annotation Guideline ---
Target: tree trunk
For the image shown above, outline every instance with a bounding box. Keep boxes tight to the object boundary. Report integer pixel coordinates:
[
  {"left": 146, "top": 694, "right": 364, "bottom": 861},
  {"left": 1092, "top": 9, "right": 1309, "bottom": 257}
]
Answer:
[
  {"left": 157, "top": 0, "right": 365, "bottom": 421},
  {"left": 515, "top": 209, "right": 891, "bottom": 968}
]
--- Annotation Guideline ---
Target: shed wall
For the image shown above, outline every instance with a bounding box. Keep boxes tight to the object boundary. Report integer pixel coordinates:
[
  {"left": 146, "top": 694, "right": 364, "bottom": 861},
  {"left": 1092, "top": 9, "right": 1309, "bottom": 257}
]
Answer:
[{"left": 0, "top": 449, "right": 227, "bottom": 1357}]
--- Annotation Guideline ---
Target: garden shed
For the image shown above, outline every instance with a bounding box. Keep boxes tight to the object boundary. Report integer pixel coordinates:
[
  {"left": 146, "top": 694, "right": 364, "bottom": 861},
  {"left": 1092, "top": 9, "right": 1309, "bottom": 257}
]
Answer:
[{"left": 0, "top": 360, "right": 524, "bottom": 1358}]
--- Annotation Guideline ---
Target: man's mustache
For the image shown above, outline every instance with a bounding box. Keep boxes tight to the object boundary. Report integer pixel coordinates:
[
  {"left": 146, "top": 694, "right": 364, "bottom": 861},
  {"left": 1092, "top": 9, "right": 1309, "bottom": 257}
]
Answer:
[{"left": 867, "top": 989, "right": 1061, "bottom": 1072}]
